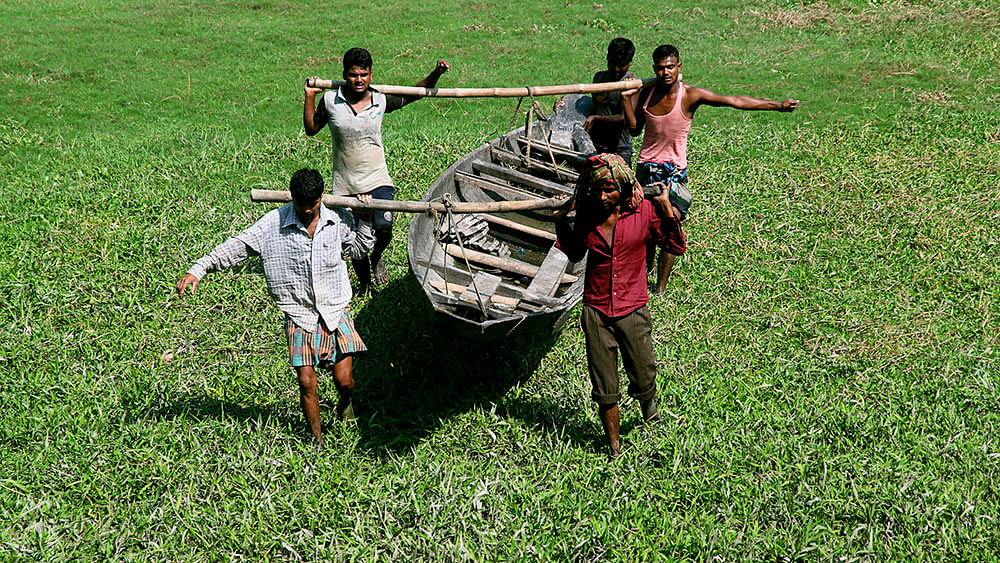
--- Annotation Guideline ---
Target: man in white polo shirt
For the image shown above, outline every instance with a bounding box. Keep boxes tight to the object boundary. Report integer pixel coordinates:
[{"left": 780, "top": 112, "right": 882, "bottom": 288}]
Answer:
[{"left": 303, "top": 47, "right": 449, "bottom": 294}]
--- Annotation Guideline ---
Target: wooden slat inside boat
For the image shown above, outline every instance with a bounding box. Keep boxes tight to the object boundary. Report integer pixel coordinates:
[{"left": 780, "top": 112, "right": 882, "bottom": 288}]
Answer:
[{"left": 406, "top": 94, "right": 595, "bottom": 341}]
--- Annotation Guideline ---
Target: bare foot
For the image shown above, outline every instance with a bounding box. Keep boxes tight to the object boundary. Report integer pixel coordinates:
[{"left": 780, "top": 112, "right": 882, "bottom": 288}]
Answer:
[{"left": 372, "top": 257, "right": 389, "bottom": 287}]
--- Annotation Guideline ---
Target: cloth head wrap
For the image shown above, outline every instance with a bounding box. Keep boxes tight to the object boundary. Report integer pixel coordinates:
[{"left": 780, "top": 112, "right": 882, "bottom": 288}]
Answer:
[{"left": 576, "top": 153, "right": 638, "bottom": 210}]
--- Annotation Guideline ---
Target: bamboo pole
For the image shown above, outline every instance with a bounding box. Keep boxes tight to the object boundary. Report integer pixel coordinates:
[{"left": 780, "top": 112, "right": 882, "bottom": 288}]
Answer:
[
  {"left": 250, "top": 189, "right": 569, "bottom": 214},
  {"left": 305, "top": 77, "right": 657, "bottom": 98}
]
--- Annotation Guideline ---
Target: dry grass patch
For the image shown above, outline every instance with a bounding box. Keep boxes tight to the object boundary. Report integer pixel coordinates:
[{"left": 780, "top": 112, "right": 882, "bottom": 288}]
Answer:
[
  {"left": 913, "top": 89, "right": 951, "bottom": 106},
  {"left": 462, "top": 24, "right": 503, "bottom": 33},
  {"left": 746, "top": 2, "right": 837, "bottom": 30},
  {"left": 747, "top": 1, "right": 962, "bottom": 30},
  {"left": 961, "top": 7, "right": 1000, "bottom": 27},
  {"left": 856, "top": 1, "right": 932, "bottom": 25}
]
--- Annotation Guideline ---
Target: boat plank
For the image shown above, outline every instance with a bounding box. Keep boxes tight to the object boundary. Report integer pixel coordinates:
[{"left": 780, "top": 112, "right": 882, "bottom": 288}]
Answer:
[
  {"left": 477, "top": 213, "right": 557, "bottom": 242},
  {"left": 525, "top": 245, "right": 570, "bottom": 297},
  {"left": 516, "top": 137, "right": 588, "bottom": 164},
  {"left": 413, "top": 261, "right": 565, "bottom": 307},
  {"left": 472, "top": 159, "right": 574, "bottom": 196},
  {"left": 490, "top": 147, "right": 578, "bottom": 182},
  {"left": 443, "top": 244, "right": 577, "bottom": 284},
  {"left": 454, "top": 170, "right": 542, "bottom": 202},
  {"left": 460, "top": 272, "right": 503, "bottom": 307}
]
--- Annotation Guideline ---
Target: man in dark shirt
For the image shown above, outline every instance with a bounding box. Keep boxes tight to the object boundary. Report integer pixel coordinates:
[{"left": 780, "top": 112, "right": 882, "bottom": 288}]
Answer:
[
  {"left": 555, "top": 153, "right": 685, "bottom": 458},
  {"left": 585, "top": 38, "right": 636, "bottom": 165}
]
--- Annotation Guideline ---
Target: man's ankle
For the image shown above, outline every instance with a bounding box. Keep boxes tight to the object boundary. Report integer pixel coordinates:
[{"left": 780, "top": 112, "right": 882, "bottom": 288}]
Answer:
[
  {"left": 641, "top": 399, "right": 661, "bottom": 423},
  {"left": 336, "top": 397, "right": 355, "bottom": 422},
  {"left": 608, "top": 436, "right": 622, "bottom": 459}
]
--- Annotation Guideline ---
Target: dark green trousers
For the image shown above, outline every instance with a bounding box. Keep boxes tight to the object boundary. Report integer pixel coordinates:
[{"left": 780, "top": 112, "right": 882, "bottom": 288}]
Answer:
[{"left": 581, "top": 304, "right": 658, "bottom": 405}]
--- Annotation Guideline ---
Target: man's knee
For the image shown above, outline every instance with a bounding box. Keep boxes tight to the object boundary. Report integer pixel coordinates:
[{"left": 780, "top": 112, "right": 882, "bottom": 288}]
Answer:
[
  {"left": 296, "top": 367, "right": 318, "bottom": 391},
  {"left": 331, "top": 356, "right": 355, "bottom": 389}
]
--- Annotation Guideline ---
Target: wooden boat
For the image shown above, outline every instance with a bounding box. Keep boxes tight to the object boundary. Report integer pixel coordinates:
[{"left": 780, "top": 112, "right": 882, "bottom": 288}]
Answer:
[{"left": 406, "top": 94, "right": 597, "bottom": 342}]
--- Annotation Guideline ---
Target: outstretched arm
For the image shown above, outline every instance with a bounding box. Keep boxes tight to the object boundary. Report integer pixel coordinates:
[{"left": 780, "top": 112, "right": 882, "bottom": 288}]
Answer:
[
  {"left": 303, "top": 77, "right": 325, "bottom": 136},
  {"left": 176, "top": 237, "right": 255, "bottom": 296},
  {"left": 689, "top": 86, "right": 798, "bottom": 113}
]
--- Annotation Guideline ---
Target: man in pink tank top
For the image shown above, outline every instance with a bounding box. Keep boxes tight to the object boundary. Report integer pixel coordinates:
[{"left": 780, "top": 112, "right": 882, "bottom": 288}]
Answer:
[{"left": 622, "top": 44, "right": 799, "bottom": 294}]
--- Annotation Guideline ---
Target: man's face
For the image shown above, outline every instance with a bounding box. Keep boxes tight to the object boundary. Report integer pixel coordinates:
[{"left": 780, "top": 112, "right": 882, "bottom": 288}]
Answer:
[
  {"left": 595, "top": 179, "right": 621, "bottom": 211},
  {"left": 293, "top": 196, "right": 323, "bottom": 226},
  {"left": 607, "top": 59, "right": 632, "bottom": 81},
  {"left": 653, "top": 56, "right": 681, "bottom": 86},
  {"left": 343, "top": 65, "right": 372, "bottom": 94}
]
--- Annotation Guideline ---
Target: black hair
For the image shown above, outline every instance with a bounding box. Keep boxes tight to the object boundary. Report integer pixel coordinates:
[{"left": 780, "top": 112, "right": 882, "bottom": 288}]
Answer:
[
  {"left": 343, "top": 47, "right": 373, "bottom": 70},
  {"left": 606, "top": 37, "right": 635, "bottom": 67},
  {"left": 289, "top": 168, "right": 324, "bottom": 202},
  {"left": 652, "top": 44, "right": 680, "bottom": 63}
]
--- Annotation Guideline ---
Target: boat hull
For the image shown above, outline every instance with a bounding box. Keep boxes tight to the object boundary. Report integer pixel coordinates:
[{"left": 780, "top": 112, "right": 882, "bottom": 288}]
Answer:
[{"left": 406, "top": 95, "right": 593, "bottom": 342}]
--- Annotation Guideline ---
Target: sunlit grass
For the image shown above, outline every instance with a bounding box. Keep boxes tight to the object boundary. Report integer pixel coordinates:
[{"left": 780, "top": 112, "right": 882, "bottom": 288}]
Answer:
[{"left": 2, "top": 0, "right": 999, "bottom": 559}]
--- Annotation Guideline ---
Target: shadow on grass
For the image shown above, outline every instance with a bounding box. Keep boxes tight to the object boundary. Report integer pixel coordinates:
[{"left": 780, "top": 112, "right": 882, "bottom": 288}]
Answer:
[
  {"left": 490, "top": 396, "right": 602, "bottom": 452},
  {"left": 351, "top": 276, "right": 588, "bottom": 456},
  {"left": 147, "top": 275, "right": 596, "bottom": 454},
  {"left": 151, "top": 395, "right": 297, "bottom": 428}
]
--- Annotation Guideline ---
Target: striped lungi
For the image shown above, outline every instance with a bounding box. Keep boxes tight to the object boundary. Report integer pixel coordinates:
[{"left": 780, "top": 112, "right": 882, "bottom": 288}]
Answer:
[{"left": 285, "top": 308, "right": 367, "bottom": 368}]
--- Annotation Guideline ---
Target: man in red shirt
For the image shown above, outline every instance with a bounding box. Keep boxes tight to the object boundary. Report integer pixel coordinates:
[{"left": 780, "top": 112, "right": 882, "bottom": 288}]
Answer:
[{"left": 555, "top": 153, "right": 685, "bottom": 458}]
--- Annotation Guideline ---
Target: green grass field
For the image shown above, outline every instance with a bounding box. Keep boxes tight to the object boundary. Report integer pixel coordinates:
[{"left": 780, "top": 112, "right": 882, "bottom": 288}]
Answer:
[{"left": 2, "top": 0, "right": 999, "bottom": 559}]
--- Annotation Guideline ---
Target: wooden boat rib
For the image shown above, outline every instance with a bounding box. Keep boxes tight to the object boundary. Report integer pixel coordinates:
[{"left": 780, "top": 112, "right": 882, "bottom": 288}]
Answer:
[{"left": 407, "top": 94, "right": 596, "bottom": 342}]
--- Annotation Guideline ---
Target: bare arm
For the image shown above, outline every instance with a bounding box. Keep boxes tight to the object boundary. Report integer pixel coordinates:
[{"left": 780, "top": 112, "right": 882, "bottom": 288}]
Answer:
[
  {"left": 303, "top": 77, "right": 325, "bottom": 136},
  {"left": 583, "top": 113, "right": 625, "bottom": 133},
  {"left": 414, "top": 59, "right": 450, "bottom": 89},
  {"left": 689, "top": 86, "right": 798, "bottom": 113},
  {"left": 390, "top": 60, "right": 451, "bottom": 108},
  {"left": 584, "top": 71, "right": 633, "bottom": 132},
  {"left": 621, "top": 85, "right": 647, "bottom": 136},
  {"left": 650, "top": 185, "right": 677, "bottom": 221}
]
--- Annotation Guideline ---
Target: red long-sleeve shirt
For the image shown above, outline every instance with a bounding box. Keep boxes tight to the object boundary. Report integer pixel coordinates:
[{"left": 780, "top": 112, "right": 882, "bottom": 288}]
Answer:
[{"left": 557, "top": 199, "right": 684, "bottom": 318}]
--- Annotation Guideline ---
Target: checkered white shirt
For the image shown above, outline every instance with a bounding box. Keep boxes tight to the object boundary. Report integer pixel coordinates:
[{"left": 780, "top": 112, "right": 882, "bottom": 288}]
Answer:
[{"left": 187, "top": 202, "right": 375, "bottom": 329}]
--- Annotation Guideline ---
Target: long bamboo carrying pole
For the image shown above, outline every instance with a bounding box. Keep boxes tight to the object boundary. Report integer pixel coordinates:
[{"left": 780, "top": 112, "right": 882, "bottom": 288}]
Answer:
[
  {"left": 305, "top": 77, "right": 656, "bottom": 98},
  {"left": 250, "top": 189, "right": 568, "bottom": 213}
]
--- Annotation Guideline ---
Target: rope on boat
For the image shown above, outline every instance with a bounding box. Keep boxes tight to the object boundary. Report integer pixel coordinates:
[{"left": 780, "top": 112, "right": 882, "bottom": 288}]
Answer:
[
  {"left": 505, "top": 96, "right": 526, "bottom": 143},
  {"left": 419, "top": 206, "right": 442, "bottom": 294},
  {"left": 443, "top": 195, "right": 490, "bottom": 318},
  {"left": 504, "top": 93, "right": 570, "bottom": 181},
  {"left": 419, "top": 194, "right": 490, "bottom": 318},
  {"left": 528, "top": 93, "right": 561, "bottom": 173}
]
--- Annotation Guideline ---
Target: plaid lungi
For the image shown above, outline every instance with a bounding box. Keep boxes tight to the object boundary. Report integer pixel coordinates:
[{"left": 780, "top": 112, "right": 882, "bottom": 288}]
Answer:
[
  {"left": 285, "top": 308, "right": 367, "bottom": 368},
  {"left": 636, "top": 161, "right": 691, "bottom": 221}
]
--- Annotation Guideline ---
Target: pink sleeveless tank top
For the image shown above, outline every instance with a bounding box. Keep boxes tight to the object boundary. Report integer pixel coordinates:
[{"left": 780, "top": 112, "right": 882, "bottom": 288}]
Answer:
[{"left": 637, "top": 84, "right": 691, "bottom": 169}]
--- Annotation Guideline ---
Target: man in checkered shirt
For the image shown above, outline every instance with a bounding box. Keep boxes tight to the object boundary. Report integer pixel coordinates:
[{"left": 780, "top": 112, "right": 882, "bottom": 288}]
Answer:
[{"left": 176, "top": 168, "right": 375, "bottom": 444}]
